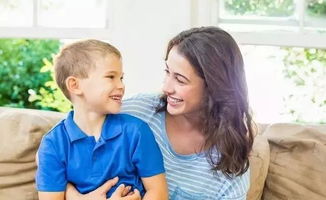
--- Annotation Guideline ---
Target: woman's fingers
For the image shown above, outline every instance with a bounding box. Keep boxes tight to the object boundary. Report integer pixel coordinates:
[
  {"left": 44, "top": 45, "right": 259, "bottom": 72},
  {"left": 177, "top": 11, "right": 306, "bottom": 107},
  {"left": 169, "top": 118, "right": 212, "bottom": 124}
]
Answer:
[
  {"left": 124, "top": 189, "right": 141, "bottom": 200},
  {"left": 98, "top": 177, "right": 119, "bottom": 194},
  {"left": 110, "top": 184, "right": 126, "bottom": 198},
  {"left": 122, "top": 186, "right": 131, "bottom": 196},
  {"left": 109, "top": 186, "right": 141, "bottom": 200}
]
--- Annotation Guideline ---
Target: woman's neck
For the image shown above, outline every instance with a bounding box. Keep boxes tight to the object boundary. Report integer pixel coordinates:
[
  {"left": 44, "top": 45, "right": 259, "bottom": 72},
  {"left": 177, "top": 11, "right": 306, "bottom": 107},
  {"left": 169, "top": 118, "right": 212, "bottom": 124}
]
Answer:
[
  {"left": 166, "top": 112, "right": 206, "bottom": 154},
  {"left": 168, "top": 112, "right": 204, "bottom": 132}
]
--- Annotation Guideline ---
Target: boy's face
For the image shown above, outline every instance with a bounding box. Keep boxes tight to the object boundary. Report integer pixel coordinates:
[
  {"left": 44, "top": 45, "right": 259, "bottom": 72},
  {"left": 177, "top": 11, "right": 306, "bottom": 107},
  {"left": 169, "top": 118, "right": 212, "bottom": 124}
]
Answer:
[{"left": 78, "top": 54, "right": 124, "bottom": 114}]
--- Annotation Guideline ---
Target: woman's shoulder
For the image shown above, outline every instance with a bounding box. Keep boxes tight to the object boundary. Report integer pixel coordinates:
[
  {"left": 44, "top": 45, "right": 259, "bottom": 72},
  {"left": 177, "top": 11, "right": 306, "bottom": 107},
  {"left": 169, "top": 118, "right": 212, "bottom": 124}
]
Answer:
[
  {"left": 123, "top": 93, "right": 161, "bottom": 104},
  {"left": 121, "top": 93, "right": 162, "bottom": 122},
  {"left": 122, "top": 93, "right": 161, "bottom": 113}
]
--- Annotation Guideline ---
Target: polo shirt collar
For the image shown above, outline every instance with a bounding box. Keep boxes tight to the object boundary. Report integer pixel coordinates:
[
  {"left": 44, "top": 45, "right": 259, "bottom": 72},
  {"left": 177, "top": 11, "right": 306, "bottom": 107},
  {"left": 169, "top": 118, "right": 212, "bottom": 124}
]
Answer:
[
  {"left": 64, "top": 111, "right": 88, "bottom": 142},
  {"left": 64, "top": 111, "right": 123, "bottom": 142},
  {"left": 101, "top": 114, "right": 122, "bottom": 140}
]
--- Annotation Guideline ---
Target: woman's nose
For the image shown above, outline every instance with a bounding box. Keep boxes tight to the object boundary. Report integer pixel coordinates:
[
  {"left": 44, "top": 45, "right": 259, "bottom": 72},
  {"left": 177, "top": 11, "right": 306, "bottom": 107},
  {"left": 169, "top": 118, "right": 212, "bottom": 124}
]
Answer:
[{"left": 162, "top": 76, "right": 174, "bottom": 94}]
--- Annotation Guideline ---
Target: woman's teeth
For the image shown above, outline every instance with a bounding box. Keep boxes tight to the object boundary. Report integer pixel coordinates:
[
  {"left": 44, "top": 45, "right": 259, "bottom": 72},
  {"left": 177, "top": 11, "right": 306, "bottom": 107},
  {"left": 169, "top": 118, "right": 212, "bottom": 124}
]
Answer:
[{"left": 168, "top": 96, "right": 182, "bottom": 103}]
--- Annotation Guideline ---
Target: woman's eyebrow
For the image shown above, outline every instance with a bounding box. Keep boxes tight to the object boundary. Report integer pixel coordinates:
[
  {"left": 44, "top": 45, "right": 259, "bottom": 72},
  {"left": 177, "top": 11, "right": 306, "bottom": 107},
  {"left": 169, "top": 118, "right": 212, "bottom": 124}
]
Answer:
[
  {"left": 175, "top": 73, "right": 190, "bottom": 82},
  {"left": 165, "top": 63, "right": 190, "bottom": 82},
  {"left": 165, "top": 62, "right": 169, "bottom": 69}
]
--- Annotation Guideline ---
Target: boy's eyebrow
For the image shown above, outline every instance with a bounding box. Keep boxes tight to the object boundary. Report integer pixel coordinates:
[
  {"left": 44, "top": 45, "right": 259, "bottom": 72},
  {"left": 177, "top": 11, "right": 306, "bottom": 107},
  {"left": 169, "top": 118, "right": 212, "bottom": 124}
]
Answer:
[
  {"left": 165, "top": 62, "right": 190, "bottom": 82},
  {"left": 104, "top": 71, "right": 124, "bottom": 75},
  {"left": 105, "top": 71, "right": 117, "bottom": 74}
]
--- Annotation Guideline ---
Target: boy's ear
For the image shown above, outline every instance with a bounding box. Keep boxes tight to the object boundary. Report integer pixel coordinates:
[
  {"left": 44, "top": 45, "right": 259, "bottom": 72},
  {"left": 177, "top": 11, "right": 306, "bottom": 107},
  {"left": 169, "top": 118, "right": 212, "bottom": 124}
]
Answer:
[{"left": 66, "top": 76, "right": 82, "bottom": 95}]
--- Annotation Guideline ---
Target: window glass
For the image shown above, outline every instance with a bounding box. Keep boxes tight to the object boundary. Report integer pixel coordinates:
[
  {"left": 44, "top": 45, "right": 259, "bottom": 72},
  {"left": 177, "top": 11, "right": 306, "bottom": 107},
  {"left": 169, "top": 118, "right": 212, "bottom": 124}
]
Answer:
[
  {"left": 38, "top": 0, "right": 107, "bottom": 28},
  {"left": 0, "top": 0, "right": 33, "bottom": 27},
  {"left": 242, "top": 45, "right": 326, "bottom": 124},
  {"left": 222, "top": 0, "right": 295, "bottom": 17},
  {"left": 305, "top": 0, "right": 326, "bottom": 28}
]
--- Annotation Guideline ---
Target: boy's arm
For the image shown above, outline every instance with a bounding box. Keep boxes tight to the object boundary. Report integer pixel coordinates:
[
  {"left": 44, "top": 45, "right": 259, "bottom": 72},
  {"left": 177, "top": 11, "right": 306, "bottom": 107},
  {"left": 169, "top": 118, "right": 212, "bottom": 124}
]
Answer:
[
  {"left": 141, "top": 173, "right": 168, "bottom": 200},
  {"left": 36, "top": 152, "right": 65, "bottom": 200},
  {"left": 36, "top": 135, "right": 67, "bottom": 197},
  {"left": 38, "top": 192, "right": 65, "bottom": 200}
]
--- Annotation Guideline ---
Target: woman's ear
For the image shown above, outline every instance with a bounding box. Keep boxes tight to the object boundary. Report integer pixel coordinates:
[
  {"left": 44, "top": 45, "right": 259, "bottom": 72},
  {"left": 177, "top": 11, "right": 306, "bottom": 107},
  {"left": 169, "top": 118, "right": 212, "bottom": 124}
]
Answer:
[{"left": 66, "top": 76, "right": 82, "bottom": 96}]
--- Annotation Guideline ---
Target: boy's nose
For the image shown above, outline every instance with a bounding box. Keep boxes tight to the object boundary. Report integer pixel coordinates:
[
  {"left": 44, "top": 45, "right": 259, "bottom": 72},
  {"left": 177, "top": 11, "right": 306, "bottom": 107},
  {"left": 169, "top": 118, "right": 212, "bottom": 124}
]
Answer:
[{"left": 116, "top": 79, "right": 124, "bottom": 89}]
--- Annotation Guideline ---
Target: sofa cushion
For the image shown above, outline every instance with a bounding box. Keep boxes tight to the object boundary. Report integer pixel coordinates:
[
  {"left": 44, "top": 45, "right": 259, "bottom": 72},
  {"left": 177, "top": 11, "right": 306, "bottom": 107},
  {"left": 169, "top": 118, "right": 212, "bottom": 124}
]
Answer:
[
  {"left": 247, "top": 135, "right": 270, "bottom": 200},
  {"left": 0, "top": 107, "right": 64, "bottom": 200},
  {"left": 262, "top": 123, "right": 326, "bottom": 200}
]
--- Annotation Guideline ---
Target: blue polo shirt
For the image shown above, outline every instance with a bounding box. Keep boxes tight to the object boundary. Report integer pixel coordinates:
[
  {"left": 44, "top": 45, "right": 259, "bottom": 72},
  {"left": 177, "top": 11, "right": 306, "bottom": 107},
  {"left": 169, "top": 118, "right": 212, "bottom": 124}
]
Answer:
[{"left": 36, "top": 111, "right": 165, "bottom": 197}]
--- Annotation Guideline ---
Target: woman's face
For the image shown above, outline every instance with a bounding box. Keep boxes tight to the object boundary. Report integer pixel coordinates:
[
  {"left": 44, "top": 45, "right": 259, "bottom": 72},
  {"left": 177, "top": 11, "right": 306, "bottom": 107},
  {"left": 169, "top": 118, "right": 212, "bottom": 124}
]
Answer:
[{"left": 163, "top": 46, "right": 206, "bottom": 117}]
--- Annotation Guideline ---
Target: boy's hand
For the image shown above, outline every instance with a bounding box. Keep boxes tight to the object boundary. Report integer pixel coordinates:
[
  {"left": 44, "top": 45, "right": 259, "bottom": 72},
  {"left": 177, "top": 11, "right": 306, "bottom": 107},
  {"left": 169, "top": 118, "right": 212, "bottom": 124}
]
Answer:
[{"left": 109, "top": 184, "right": 141, "bottom": 200}]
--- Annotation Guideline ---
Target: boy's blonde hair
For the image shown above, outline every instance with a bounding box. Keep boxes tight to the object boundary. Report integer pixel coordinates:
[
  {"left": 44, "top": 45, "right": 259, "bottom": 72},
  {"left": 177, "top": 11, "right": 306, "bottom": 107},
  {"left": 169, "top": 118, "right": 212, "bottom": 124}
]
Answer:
[{"left": 54, "top": 39, "right": 121, "bottom": 99}]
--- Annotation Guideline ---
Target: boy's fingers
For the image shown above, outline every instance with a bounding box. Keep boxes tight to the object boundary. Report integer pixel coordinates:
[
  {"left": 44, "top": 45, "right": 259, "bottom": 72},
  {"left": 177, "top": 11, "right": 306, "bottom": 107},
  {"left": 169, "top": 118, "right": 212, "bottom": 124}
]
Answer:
[{"left": 99, "top": 177, "right": 119, "bottom": 194}]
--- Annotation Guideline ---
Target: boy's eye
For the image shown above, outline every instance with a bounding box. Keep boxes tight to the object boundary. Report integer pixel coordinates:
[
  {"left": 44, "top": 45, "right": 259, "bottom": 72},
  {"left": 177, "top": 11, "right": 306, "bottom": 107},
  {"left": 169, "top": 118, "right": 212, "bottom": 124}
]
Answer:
[
  {"left": 164, "top": 69, "right": 170, "bottom": 74},
  {"left": 120, "top": 76, "right": 124, "bottom": 81},
  {"left": 106, "top": 75, "right": 114, "bottom": 79}
]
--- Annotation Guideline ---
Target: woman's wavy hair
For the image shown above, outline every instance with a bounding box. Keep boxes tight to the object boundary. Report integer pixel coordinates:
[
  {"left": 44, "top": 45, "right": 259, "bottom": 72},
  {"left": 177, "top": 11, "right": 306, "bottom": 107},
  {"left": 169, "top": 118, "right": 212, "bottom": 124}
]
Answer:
[{"left": 157, "top": 26, "right": 255, "bottom": 177}]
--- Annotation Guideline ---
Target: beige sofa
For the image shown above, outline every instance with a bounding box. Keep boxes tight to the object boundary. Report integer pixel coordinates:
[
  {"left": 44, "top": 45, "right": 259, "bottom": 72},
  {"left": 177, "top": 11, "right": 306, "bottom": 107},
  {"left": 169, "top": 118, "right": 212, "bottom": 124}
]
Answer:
[{"left": 0, "top": 107, "right": 325, "bottom": 200}]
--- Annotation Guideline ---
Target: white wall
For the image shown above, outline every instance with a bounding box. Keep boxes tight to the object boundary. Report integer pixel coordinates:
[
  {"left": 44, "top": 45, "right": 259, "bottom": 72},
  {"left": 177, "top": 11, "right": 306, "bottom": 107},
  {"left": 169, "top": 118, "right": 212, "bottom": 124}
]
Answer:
[{"left": 107, "top": 0, "right": 194, "bottom": 97}]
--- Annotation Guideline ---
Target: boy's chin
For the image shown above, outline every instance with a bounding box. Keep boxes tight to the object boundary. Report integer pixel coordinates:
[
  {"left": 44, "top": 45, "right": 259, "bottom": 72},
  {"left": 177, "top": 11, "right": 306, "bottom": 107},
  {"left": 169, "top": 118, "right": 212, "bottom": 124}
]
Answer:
[{"left": 105, "top": 108, "right": 121, "bottom": 114}]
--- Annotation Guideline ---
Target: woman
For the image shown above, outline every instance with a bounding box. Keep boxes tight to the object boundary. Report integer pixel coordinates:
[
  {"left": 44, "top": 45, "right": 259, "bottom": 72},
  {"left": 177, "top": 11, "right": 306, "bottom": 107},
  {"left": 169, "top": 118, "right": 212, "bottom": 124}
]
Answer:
[{"left": 67, "top": 26, "right": 254, "bottom": 200}]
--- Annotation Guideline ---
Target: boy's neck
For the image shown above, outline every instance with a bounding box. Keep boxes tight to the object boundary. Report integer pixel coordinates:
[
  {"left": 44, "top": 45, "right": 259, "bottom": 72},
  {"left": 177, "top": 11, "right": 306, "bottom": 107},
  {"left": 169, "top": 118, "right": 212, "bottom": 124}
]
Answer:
[{"left": 73, "top": 107, "right": 106, "bottom": 141}]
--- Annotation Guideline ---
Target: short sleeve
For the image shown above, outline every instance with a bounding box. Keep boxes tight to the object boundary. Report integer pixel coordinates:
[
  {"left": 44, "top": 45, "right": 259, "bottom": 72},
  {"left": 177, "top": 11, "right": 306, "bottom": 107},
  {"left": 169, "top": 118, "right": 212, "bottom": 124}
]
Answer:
[
  {"left": 35, "top": 136, "right": 67, "bottom": 192},
  {"left": 131, "top": 123, "right": 165, "bottom": 177}
]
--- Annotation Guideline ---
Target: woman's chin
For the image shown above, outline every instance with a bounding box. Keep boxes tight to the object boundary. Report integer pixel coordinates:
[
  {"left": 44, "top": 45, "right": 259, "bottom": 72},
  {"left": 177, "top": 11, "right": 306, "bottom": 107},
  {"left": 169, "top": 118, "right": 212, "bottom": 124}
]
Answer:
[{"left": 167, "top": 105, "right": 182, "bottom": 116}]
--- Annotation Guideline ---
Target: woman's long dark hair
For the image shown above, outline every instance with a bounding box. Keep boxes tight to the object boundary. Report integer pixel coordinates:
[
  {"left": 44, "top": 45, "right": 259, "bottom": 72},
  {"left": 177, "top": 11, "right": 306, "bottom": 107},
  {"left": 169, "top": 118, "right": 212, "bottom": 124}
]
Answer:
[{"left": 158, "top": 26, "right": 254, "bottom": 177}]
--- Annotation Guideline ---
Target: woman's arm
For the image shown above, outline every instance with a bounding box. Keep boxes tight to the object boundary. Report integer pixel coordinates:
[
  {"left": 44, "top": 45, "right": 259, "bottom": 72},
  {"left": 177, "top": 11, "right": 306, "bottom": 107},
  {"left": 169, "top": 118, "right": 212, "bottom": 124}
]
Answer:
[
  {"left": 142, "top": 173, "right": 168, "bottom": 200},
  {"left": 65, "top": 177, "right": 141, "bottom": 200},
  {"left": 65, "top": 179, "right": 116, "bottom": 200}
]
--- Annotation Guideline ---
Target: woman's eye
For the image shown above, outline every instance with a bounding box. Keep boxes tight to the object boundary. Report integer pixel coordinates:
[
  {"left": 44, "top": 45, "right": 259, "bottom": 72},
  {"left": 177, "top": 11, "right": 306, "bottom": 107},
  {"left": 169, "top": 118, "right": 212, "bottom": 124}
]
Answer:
[
  {"left": 176, "top": 78, "right": 185, "bottom": 84},
  {"left": 164, "top": 69, "right": 170, "bottom": 74},
  {"left": 120, "top": 76, "right": 124, "bottom": 81}
]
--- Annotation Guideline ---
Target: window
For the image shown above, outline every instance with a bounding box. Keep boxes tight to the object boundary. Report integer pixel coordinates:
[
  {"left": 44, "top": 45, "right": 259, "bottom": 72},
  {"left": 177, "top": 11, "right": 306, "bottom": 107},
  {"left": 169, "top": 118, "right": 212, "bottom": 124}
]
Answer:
[
  {"left": 214, "top": 0, "right": 326, "bottom": 48},
  {"left": 0, "top": 0, "right": 111, "bottom": 39},
  {"left": 241, "top": 45, "right": 326, "bottom": 124},
  {"left": 208, "top": 0, "right": 326, "bottom": 123}
]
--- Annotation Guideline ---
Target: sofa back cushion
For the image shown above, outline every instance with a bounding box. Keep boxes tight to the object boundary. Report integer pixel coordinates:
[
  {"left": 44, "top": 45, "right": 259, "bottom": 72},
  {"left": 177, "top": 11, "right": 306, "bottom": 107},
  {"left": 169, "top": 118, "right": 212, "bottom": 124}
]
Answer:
[
  {"left": 247, "top": 134, "right": 270, "bottom": 200},
  {"left": 0, "top": 107, "right": 64, "bottom": 200},
  {"left": 262, "top": 123, "right": 326, "bottom": 200}
]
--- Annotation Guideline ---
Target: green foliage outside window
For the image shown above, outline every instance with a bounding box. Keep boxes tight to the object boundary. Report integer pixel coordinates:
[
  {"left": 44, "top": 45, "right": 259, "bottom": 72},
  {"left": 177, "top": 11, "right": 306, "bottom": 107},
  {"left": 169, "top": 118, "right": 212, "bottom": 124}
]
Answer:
[
  {"left": 29, "top": 58, "right": 72, "bottom": 112},
  {"left": 282, "top": 48, "right": 326, "bottom": 123},
  {"left": 225, "top": 0, "right": 326, "bottom": 123},
  {"left": 224, "top": 0, "right": 326, "bottom": 17},
  {"left": 224, "top": 0, "right": 295, "bottom": 16},
  {"left": 307, "top": 0, "right": 326, "bottom": 17},
  {"left": 0, "top": 39, "right": 71, "bottom": 112}
]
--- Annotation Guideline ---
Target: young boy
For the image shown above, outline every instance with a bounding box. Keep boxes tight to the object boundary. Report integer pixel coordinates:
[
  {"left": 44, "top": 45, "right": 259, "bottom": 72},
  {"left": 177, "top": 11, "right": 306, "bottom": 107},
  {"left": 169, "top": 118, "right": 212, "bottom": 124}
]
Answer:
[{"left": 35, "top": 39, "right": 168, "bottom": 200}]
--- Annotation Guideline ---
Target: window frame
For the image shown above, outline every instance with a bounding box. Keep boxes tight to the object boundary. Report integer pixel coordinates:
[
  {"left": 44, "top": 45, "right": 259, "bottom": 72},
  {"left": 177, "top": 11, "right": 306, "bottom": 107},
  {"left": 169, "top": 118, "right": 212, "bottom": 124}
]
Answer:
[
  {"left": 0, "top": 0, "right": 112, "bottom": 39},
  {"left": 192, "top": 0, "right": 326, "bottom": 49}
]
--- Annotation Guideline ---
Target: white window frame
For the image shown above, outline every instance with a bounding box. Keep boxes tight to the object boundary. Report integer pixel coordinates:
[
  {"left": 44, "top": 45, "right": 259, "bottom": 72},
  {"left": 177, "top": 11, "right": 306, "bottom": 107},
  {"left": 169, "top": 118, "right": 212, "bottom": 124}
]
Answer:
[
  {"left": 191, "top": 0, "right": 326, "bottom": 49},
  {"left": 0, "top": 0, "right": 113, "bottom": 39}
]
